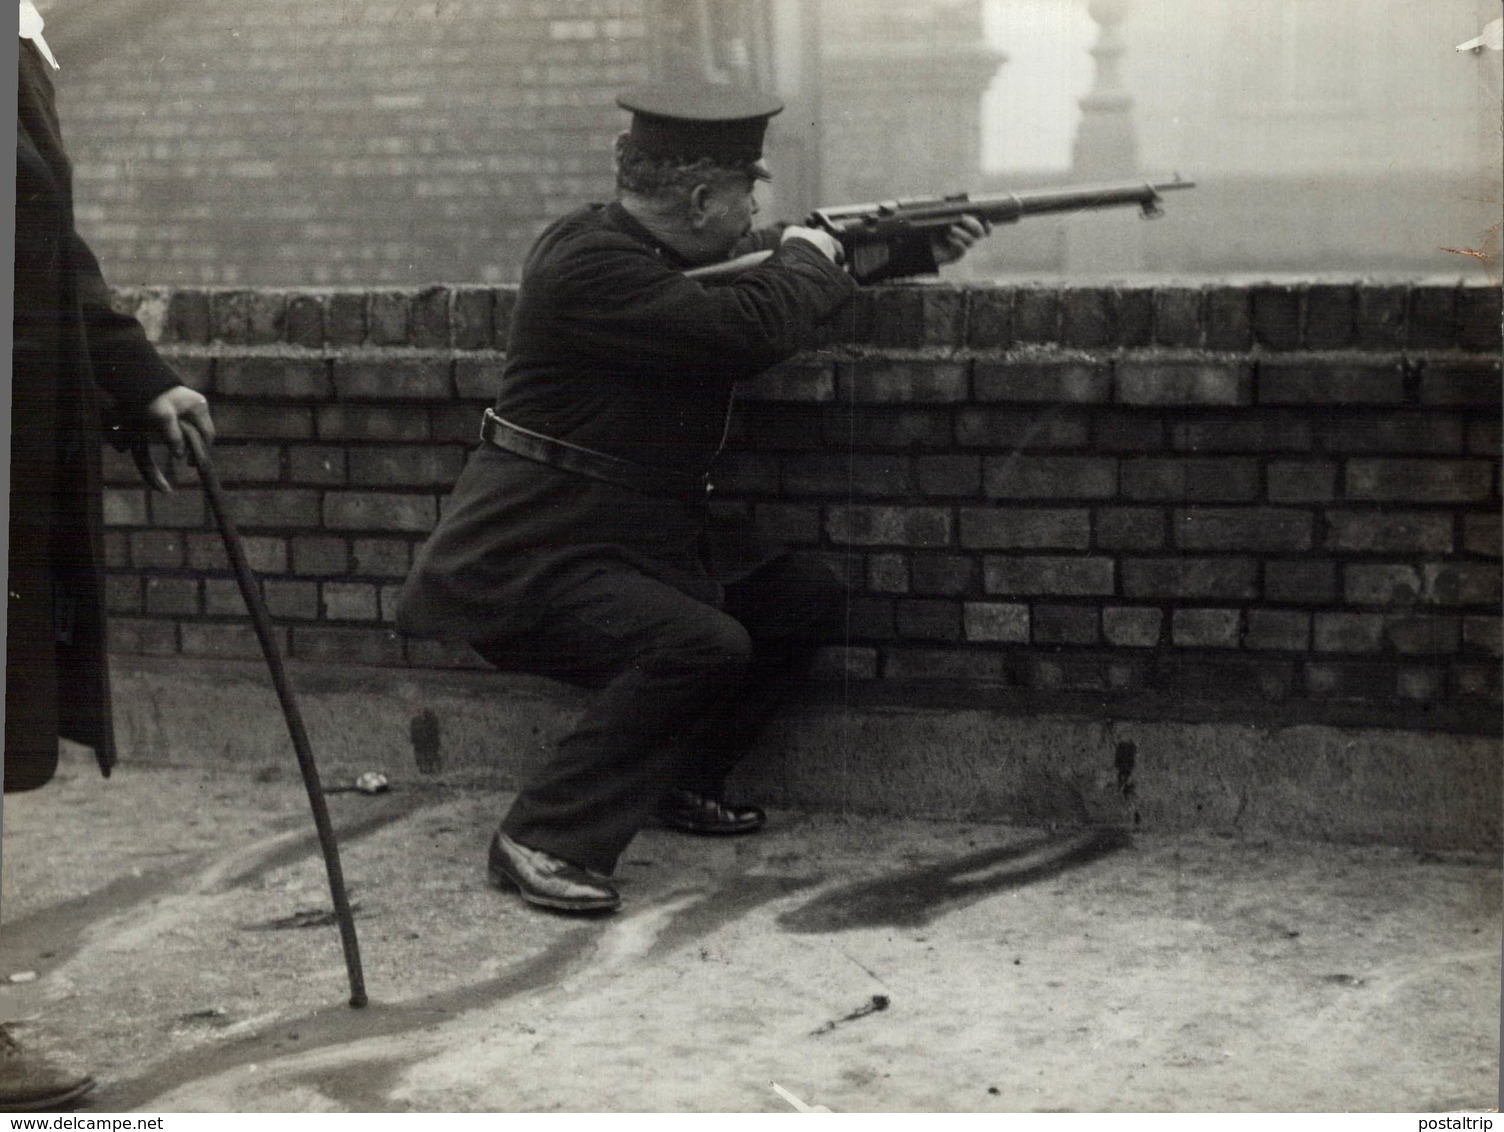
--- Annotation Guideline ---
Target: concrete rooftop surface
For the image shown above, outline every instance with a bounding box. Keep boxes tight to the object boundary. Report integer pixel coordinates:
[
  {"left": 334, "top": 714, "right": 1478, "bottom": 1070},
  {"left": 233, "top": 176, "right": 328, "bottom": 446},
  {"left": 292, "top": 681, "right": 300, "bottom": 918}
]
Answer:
[{"left": 0, "top": 746, "right": 1498, "bottom": 1113}]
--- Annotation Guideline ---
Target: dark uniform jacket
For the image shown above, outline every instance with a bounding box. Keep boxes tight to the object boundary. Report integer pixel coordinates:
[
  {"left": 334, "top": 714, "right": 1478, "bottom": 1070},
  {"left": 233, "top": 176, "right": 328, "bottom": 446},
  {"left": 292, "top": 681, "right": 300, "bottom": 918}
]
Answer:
[
  {"left": 9, "top": 40, "right": 181, "bottom": 790},
  {"left": 396, "top": 201, "right": 857, "bottom": 644}
]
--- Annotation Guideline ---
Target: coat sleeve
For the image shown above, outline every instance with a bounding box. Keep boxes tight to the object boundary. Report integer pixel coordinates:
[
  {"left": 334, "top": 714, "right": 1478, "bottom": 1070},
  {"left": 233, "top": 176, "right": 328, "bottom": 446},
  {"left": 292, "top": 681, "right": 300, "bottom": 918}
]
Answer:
[
  {"left": 71, "top": 233, "right": 183, "bottom": 413},
  {"left": 542, "top": 232, "right": 857, "bottom": 373}
]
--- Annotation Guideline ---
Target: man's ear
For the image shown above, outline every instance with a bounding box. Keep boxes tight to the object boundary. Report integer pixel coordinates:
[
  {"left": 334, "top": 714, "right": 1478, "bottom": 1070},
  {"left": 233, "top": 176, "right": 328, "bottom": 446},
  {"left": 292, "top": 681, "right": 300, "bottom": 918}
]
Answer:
[{"left": 687, "top": 182, "right": 715, "bottom": 231}]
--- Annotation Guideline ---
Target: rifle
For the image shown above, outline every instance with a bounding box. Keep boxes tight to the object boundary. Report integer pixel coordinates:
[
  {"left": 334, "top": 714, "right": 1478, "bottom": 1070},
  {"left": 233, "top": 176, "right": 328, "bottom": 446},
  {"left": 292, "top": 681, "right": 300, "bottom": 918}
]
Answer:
[{"left": 687, "top": 175, "right": 1195, "bottom": 283}]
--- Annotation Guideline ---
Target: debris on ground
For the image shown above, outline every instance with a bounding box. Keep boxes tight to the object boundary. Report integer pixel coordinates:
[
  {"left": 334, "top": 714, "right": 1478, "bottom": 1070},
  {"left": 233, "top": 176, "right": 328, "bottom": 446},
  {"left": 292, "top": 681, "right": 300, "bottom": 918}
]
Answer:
[{"left": 810, "top": 993, "right": 890, "bottom": 1036}]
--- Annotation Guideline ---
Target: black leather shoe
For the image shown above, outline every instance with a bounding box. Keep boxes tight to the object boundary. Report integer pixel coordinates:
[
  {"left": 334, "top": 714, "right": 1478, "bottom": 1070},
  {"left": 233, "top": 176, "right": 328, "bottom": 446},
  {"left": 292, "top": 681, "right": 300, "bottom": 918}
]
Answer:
[
  {"left": 487, "top": 833, "right": 620, "bottom": 913},
  {"left": 0, "top": 1027, "right": 95, "bottom": 1112},
  {"left": 658, "top": 789, "right": 766, "bottom": 835}
]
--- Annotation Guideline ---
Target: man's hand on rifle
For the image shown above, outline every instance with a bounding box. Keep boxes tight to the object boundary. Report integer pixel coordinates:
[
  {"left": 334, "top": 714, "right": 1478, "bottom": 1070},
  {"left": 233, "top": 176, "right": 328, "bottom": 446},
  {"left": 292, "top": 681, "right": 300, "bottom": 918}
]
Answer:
[
  {"left": 931, "top": 214, "right": 991, "bottom": 267},
  {"left": 780, "top": 224, "right": 844, "bottom": 265}
]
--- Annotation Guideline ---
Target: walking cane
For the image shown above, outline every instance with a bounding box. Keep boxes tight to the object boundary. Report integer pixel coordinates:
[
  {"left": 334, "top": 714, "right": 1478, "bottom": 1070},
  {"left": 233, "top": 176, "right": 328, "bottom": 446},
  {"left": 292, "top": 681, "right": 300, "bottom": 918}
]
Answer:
[{"left": 181, "top": 422, "right": 368, "bottom": 1008}]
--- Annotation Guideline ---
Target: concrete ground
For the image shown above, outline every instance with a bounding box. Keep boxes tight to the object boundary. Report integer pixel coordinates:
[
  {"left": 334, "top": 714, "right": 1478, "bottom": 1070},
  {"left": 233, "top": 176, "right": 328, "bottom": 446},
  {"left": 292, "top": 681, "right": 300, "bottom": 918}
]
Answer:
[{"left": 0, "top": 745, "right": 1498, "bottom": 1113}]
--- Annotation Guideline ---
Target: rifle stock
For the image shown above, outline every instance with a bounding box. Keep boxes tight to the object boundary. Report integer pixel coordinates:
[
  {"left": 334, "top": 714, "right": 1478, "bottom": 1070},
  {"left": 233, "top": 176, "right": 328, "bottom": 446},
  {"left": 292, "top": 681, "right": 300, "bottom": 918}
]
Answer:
[{"left": 686, "top": 175, "right": 1195, "bottom": 283}]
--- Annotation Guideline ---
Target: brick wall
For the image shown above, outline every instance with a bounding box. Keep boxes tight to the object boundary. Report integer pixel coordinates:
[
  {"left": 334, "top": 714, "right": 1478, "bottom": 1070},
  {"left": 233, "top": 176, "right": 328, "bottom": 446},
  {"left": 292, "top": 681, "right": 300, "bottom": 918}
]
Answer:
[{"left": 104, "top": 281, "right": 1503, "bottom": 732}]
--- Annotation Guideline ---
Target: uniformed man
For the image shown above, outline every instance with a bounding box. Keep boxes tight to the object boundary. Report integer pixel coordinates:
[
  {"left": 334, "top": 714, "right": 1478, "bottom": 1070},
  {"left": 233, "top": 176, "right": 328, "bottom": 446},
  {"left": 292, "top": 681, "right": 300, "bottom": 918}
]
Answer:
[{"left": 396, "top": 82, "right": 986, "bottom": 913}]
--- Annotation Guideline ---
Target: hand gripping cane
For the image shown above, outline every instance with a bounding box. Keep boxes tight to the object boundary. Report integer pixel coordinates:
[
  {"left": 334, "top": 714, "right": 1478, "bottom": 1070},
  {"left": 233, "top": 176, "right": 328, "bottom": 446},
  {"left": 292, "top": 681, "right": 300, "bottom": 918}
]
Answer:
[{"left": 182, "top": 422, "right": 368, "bottom": 1008}]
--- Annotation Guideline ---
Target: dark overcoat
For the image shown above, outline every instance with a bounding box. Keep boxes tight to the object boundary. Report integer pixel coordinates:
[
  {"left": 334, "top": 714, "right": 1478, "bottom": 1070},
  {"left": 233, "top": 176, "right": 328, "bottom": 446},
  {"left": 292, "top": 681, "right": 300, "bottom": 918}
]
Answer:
[
  {"left": 396, "top": 202, "right": 856, "bottom": 644},
  {"left": 8, "top": 41, "right": 180, "bottom": 790}
]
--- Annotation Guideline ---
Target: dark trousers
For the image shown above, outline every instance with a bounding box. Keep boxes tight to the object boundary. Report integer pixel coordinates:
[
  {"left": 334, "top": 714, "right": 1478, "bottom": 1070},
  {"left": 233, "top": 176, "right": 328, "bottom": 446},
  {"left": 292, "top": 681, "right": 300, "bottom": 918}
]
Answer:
[{"left": 474, "top": 552, "right": 846, "bottom": 875}]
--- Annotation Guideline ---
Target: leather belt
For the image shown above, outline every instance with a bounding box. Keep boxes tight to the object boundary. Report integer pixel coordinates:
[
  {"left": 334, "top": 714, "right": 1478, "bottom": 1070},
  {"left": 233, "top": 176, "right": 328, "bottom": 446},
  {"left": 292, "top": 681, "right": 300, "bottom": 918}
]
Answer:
[{"left": 480, "top": 408, "right": 711, "bottom": 502}]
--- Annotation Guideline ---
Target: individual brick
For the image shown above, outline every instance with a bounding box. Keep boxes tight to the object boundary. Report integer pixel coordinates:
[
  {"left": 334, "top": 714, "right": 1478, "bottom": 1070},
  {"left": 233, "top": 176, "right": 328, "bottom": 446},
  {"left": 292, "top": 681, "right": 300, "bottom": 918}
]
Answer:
[
  {"left": 225, "top": 489, "right": 321, "bottom": 528},
  {"left": 1451, "top": 663, "right": 1502, "bottom": 701},
  {"left": 451, "top": 287, "right": 495, "bottom": 349},
  {"left": 322, "top": 582, "right": 381, "bottom": 621},
  {"left": 1173, "top": 507, "right": 1313, "bottom": 552},
  {"left": 129, "top": 531, "right": 186, "bottom": 569},
  {"left": 883, "top": 647, "right": 1005, "bottom": 682},
  {"left": 1117, "top": 289, "right": 1154, "bottom": 348},
  {"left": 1457, "top": 285, "right": 1503, "bottom": 351},
  {"left": 967, "top": 289, "right": 1013, "bottom": 348},
  {"left": 1418, "top": 360, "right": 1503, "bottom": 407},
  {"left": 1463, "top": 512, "right": 1501, "bottom": 558},
  {"left": 292, "top": 626, "right": 405, "bottom": 666},
  {"left": 1344, "top": 459, "right": 1493, "bottom": 503},
  {"left": 825, "top": 506, "right": 951, "bottom": 548},
  {"left": 348, "top": 447, "right": 466, "bottom": 488},
  {"left": 333, "top": 357, "right": 451, "bottom": 400},
  {"left": 1267, "top": 462, "right": 1337, "bottom": 503},
  {"left": 982, "top": 555, "right": 1114, "bottom": 596},
  {"left": 203, "top": 579, "right": 248, "bottom": 617},
  {"left": 973, "top": 361, "right": 1109, "bottom": 404},
  {"left": 1167, "top": 411, "right": 1311, "bottom": 454},
  {"left": 1319, "top": 413, "right": 1464, "bottom": 454},
  {"left": 1467, "top": 417, "right": 1501, "bottom": 457},
  {"left": 915, "top": 455, "right": 981, "bottom": 497},
  {"left": 1264, "top": 560, "right": 1337, "bottom": 605},
  {"left": 741, "top": 361, "right": 836, "bottom": 403},
  {"left": 846, "top": 596, "right": 895, "bottom": 639},
  {"left": 1304, "top": 660, "right": 1394, "bottom": 699},
  {"left": 1103, "top": 606, "right": 1162, "bottom": 647},
  {"left": 1061, "top": 288, "right": 1115, "bottom": 348},
  {"left": 956, "top": 408, "right": 1087, "bottom": 449},
  {"left": 839, "top": 360, "right": 969, "bottom": 404},
  {"left": 454, "top": 357, "right": 506, "bottom": 401},
  {"left": 962, "top": 602, "right": 1029, "bottom": 643},
  {"left": 1463, "top": 616, "right": 1503, "bottom": 657},
  {"left": 1325, "top": 511, "right": 1454, "bottom": 553},
  {"left": 866, "top": 553, "right": 910, "bottom": 594},
  {"left": 169, "top": 291, "right": 212, "bottom": 344},
  {"left": 211, "top": 403, "right": 315, "bottom": 440},
  {"left": 1092, "top": 413, "right": 1163, "bottom": 453},
  {"left": 352, "top": 538, "right": 412, "bottom": 578},
  {"left": 494, "top": 288, "right": 519, "bottom": 351},
  {"left": 864, "top": 288, "right": 925, "bottom": 348},
  {"left": 895, "top": 599, "right": 962, "bottom": 641},
  {"left": 411, "top": 285, "right": 450, "bottom": 347},
  {"left": 782, "top": 453, "right": 911, "bottom": 497},
  {"left": 825, "top": 406, "right": 951, "bottom": 449},
  {"left": 144, "top": 577, "right": 200, "bottom": 616},
  {"left": 1012, "top": 287, "right": 1060, "bottom": 343},
  {"left": 1313, "top": 612, "right": 1386, "bottom": 653},
  {"left": 1094, "top": 507, "right": 1165, "bottom": 551},
  {"left": 910, "top": 554, "right": 978, "bottom": 596},
  {"left": 1203, "top": 287, "right": 1251, "bottom": 350},
  {"left": 959, "top": 507, "right": 1090, "bottom": 550},
  {"left": 921, "top": 288, "right": 967, "bottom": 346},
  {"left": 1396, "top": 667, "right": 1446, "bottom": 701},
  {"left": 1244, "top": 610, "right": 1309, "bottom": 652},
  {"left": 1121, "top": 457, "right": 1258, "bottom": 502},
  {"left": 323, "top": 492, "right": 438, "bottom": 533},
  {"left": 1258, "top": 361, "right": 1405, "bottom": 405},
  {"left": 1172, "top": 608, "right": 1241, "bottom": 648},
  {"left": 1407, "top": 285, "right": 1457, "bottom": 349},
  {"left": 1386, "top": 616, "right": 1461, "bottom": 656},
  {"left": 1122, "top": 558, "right": 1257, "bottom": 600},
  {"left": 1033, "top": 604, "right": 1099, "bottom": 645},
  {"left": 289, "top": 446, "right": 348, "bottom": 485},
  {"left": 1304, "top": 285, "right": 1356, "bottom": 349},
  {"left": 216, "top": 356, "right": 332, "bottom": 399},
  {"left": 316, "top": 405, "right": 430, "bottom": 442},
  {"left": 284, "top": 294, "right": 325, "bottom": 348},
  {"left": 326, "top": 292, "right": 368, "bottom": 345},
  {"left": 368, "top": 291, "right": 411, "bottom": 345},
  {"left": 1422, "top": 562, "right": 1502, "bottom": 607},
  {"left": 1354, "top": 285, "right": 1408, "bottom": 347},
  {"left": 211, "top": 290, "right": 284, "bottom": 344},
  {"left": 1116, "top": 360, "right": 1252, "bottom": 406},
  {"left": 1153, "top": 287, "right": 1202, "bottom": 347},
  {"left": 187, "top": 533, "right": 286, "bottom": 573},
  {"left": 1344, "top": 564, "right": 1422, "bottom": 606},
  {"left": 104, "top": 574, "right": 143, "bottom": 614},
  {"left": 180, "top": 623, "right": 275, "bottom": 661},
  {"left": 263, "top": 579, "right": 320, "bottom": 619},
  {"left": 1251, "top": 286, "right": 1302, "bottom": 350},
  {"left": 148, "top": 489, "right": 207, "bottom": 529},
  {"left": 983, "top": 456, "right": 1116, "bottom": 499},
  {"left": 102, "top": 488, "right": 149, "bottom": 527},
  {"left": 292, "top": 535, "right": 350, "bottom": 575},
  {"left": 209, "top": 445, "right": 282, "bottom": 484}
]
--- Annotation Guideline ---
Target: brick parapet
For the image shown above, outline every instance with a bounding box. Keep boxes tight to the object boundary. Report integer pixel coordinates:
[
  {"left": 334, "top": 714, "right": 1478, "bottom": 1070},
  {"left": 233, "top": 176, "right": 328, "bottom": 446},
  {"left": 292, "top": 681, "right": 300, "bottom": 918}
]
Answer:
[{"left": 104, "top": 281, "right": 1503, "bottom": 730}]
